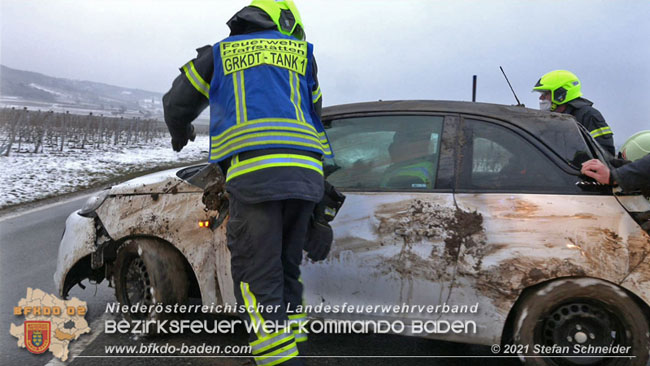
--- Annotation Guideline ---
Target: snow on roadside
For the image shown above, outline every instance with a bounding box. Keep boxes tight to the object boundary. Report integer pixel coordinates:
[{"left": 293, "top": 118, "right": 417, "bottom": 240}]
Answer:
[{"left": 0, "top": 136, "right": 209, "bottom": 209}]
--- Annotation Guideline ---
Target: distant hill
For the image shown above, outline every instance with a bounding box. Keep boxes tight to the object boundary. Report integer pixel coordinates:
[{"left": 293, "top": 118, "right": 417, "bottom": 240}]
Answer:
[{"left": 0, "top": 64, "right": 163, "bottom": 118}]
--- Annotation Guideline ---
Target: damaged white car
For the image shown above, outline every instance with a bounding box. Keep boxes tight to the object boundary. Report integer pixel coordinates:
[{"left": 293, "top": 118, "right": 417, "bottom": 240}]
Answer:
[{"left": 55, "top": 101, "right": 650, "bottom": 365}]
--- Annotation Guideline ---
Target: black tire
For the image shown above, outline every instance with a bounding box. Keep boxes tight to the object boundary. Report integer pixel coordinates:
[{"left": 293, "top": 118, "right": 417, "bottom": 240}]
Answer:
[
  {"left": 113, "top": 238, "right": 188, "bottom": 321},
  {"left": 512, "top": 278, "right": 649, "bottom": 366}
]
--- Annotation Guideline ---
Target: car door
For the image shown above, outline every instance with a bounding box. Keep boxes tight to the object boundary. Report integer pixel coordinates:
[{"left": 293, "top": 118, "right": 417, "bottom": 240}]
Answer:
[
  {"left": 300, "top": 113, "right": 460, "bottom": 328},
  {"left": 447, "top": 117, "right": 649, "bottom": 345}
]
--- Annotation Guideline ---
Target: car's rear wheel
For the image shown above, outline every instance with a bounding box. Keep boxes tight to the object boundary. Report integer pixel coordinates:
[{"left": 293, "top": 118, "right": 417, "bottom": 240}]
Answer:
[
  {"left": 512, "top": 278, "right": 649, "bottom": 366},
  {"left": 113, "top": 238, "right": 188, "bottom": 321}
]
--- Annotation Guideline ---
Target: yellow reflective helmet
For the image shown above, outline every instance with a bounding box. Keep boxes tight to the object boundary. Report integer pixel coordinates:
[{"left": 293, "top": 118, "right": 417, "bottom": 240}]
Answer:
[
  {"left": 532, "top": 70, "right": 582, "bottom": 110},
  {"left": 621, "top": 130, "right": 650, "bottom": 161},
  {"left": 250, "top": 0, "right": 305, "bottom": 40}
]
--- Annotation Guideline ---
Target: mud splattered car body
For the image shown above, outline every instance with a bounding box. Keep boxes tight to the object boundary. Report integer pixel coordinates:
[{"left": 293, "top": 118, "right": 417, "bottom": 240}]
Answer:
[{"left": 55, "top": 101, "right": 650, "bottom": 351}]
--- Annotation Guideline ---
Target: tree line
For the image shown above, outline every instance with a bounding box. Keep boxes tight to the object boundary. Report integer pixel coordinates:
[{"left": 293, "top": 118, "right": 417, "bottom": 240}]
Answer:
[{"left": 0, "top": 108, "right": 206, "bottom": 156}]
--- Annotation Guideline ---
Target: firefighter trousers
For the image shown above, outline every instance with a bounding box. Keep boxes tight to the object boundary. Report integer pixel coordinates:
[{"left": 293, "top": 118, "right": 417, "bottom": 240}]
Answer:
[{"left": 227, "top": 197, "right": 315, "bottom": 366}]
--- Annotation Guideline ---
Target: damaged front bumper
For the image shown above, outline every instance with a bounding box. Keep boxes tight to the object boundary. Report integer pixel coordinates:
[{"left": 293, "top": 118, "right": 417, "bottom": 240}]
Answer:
[{"left": 53, "top": 210, "right": 98, "bottom": 298}]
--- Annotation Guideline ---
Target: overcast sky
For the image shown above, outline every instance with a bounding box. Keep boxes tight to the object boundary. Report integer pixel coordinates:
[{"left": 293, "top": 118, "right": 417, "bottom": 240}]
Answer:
[{"left": 1, "top": 0, "right": 649, "bottom": 142}]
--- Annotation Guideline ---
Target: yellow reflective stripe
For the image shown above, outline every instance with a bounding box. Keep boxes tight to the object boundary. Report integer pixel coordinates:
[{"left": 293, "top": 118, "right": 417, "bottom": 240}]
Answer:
[
  {"left": 211, "top": 121, "right": 320, "bottom": 147},
  {"left": 288, "top": 313, "right": 307, "bottom": 323},
  {"left": 317, "top": 131, "right": 328, "bottom": 143},
  {"left": 295, "top": 72, "right": 306, "bottom": 122},
  {"left": 240, "top": 71, "right": 248, "bottom": 122},
  {"left": 288, "top": 314, "right": 308, "bottom": 330},
  {"left": 226, "top": 154, "right": 323, "bottom": 182},
  {"left": 294, "top": 332, "right": 308, "bottom": 343},
  {"left": 227, "top": 161, "right": 323, "bottom": 182},
  {"left": 213, "top": 140, "right": 329, "bottom": 161},
  {"left": 312, "top": 85, "right": 322, "bottom": 103},
  {"left": 232, "top": 70, "right": 249, "bottom": 123},
  {"left": 590, "top": 126, "right": 613, "bottom": 138},
  {"left": 189, "top": 61, "right": 210, "bottom": 94},
  {"left": 254, "top": 341, "right": 299, "bottom": 366},
  {"left": 251, "top": 330, "right": 294, "bottom": 355},
  {"left": 233, "top": 71, "right": 241, "bottom": 123},
  {"left": 289, "top": 71, "right": 300, "bottom": 121},
  {"left": 210, "top": 131, "right": 330, "bottom": 159},
  {"left": 231, "top": 154, "right": 239, "bottom": 166},
  {"left": 211, "top": 131, "right": 329, "bottom": 153},
  {"left": 211, "top": 118, "right": 318, "bottom": 142},
  {"left": 240, "top": 282, "right": 266, "bottom": 337},
  {"left": 183, "top": 61, "right": 209, "bottom": 99},
  {"left": 211, "top": 118, "right": 319, "bottom": 145},
  {"left": 592, "top": 130, "right": 613, "bottom": 138}
]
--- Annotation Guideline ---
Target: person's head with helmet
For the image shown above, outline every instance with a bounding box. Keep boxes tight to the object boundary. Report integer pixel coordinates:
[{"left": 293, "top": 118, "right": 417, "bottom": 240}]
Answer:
[
  {"left": 532, "top": 70, "right": 582, "bottom": 112},
  {"left": 227, "top": 0, "right": 306, "bottom": 40},
  {"left": 621, "top": 131, "right": 650, "bottom": 161}
]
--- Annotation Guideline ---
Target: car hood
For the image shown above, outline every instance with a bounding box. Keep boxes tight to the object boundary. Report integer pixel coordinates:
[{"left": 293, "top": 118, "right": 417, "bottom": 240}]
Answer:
[{"left": 109, "top": 167, "right": 203, "bottom": 195}]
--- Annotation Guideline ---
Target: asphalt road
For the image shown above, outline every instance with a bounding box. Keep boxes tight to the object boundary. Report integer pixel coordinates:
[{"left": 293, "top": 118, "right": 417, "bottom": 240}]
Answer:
[{"left": 1, "top": 194, "right": 519, "bottom": 366}]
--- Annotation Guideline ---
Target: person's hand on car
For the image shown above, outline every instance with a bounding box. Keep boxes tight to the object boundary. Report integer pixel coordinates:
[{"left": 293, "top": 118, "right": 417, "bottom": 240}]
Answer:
[{"left": 581, "top": 159, "right": 612, "bottom": 184}]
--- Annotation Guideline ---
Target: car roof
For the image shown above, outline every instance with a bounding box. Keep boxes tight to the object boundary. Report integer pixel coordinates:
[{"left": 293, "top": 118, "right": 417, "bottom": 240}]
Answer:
[
  {"left": 323, "top": 100, "right": 573, "bottom": 125},
  {"left": 322, "top": 100, "right": 588, "bottom": 165}
]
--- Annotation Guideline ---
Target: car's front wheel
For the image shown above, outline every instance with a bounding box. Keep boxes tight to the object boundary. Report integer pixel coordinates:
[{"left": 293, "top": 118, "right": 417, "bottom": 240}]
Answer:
[
  {"left": 113, "top": 238, "right": 188, "bottom": 321},
  {"left": 513, "top": 278, "right": 649, "bottom": 366}
]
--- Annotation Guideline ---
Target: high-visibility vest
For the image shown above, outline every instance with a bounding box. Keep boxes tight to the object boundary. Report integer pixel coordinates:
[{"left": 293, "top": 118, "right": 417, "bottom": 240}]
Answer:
[
  {"left": 197, "top": 30, "right": 330, "bottom": 169},
  {"left": 381, "top": 160, "right": 436, "bottom": 189}
]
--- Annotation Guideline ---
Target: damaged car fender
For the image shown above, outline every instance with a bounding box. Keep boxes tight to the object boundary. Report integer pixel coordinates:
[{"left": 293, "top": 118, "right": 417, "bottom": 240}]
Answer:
[{"left": 54, "top": 211, "right": 96, "bottom": 298}]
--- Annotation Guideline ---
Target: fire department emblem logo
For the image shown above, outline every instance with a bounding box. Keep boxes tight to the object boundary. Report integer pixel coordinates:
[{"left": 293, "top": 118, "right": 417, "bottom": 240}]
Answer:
[{"left": 25, "top": 321, "right": 51, "bottom": 354}]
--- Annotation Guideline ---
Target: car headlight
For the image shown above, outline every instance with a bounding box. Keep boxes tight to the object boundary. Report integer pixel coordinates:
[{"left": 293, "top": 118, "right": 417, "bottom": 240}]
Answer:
[{"left": 78, "top": 189, "right": 111, "bottom": 217}]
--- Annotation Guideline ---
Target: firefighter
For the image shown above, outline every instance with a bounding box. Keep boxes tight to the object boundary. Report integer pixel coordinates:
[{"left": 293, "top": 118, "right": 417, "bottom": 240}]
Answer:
[
  {"left": 581, "top": 132, "right": 650, "bottom": 192},
  {"left": 533, "top": 70, "right": 616, "bottom": 156},
  {"left": 162, "top": 1, "right": 329, "bottom": 365}
]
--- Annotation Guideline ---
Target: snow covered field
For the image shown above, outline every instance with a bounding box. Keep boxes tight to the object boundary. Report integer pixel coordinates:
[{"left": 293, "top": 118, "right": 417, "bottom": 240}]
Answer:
[{"left": 0, "top": 136, "right": 209, "bottom": 209}]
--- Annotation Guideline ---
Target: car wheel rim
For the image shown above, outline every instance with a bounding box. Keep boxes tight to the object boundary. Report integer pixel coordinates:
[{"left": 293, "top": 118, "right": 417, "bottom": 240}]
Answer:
[
  {"left": 122, "top": 256, "right": 153, "bottom": 318},
  {"left": 539, "top": 301, "right": 628, "bottom": 366}
]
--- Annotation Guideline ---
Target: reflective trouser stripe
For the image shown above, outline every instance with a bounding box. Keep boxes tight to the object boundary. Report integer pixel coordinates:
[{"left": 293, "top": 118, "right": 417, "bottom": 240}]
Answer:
[
  {"left": 288, "top": 313, "right": 307, "bottom": 323},
  {"left": 251, "top": 330, "right": 295, "bottom": 355},
  {"left": 226, "top": 154, "right": 323, "bottom": 182},
  {"left": 590, "top": 126, "right": 613, "bottom": 138},
  {"left": 233, "top": 71, "right": 247, "bottom": 123},
  {"left": 312, "top": 85, "right": 322, "bottom": 103},
  {"left": 254, "top": 341, "right": 299, "bottom": 366},
  {"left": 288, "top": 313, "right": 308, "bottom": 343},
  {"left": 294, "top": 332, "right": 308, "bottom": 343},
  {"left": 183, "top": 61, "right": 210, "bottom": 99},
  {"left": 241, "top": 282, "right": 266, "bottom": 337}
]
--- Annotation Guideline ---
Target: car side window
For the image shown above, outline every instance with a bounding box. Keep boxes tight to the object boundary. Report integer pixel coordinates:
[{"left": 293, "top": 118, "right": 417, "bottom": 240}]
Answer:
[
  {"left": 459, "top": 119, "right": 574, "bottom": 191},
  {"left": 324, "top": 115, "right": 444, "bottom": 190}
]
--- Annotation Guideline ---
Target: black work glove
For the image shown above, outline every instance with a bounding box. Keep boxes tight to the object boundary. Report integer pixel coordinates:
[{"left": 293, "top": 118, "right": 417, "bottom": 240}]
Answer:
[
  {"left": 304, "top": 181, "right": 346, "bottom": 262},
  {"left": 171, "top": 124, "right": 195, "bottom": 152},
  {"left": 305, "top": 220, "right": 333, "bottom": 261}
]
